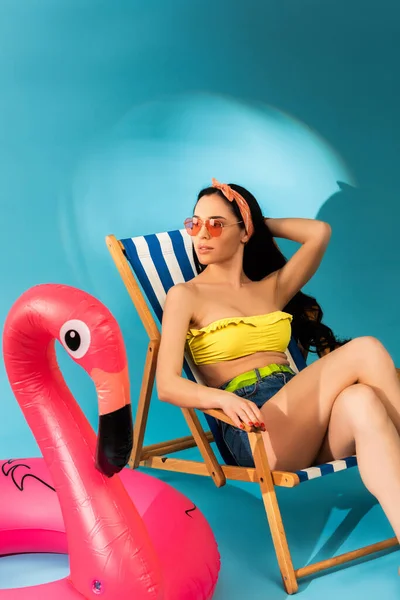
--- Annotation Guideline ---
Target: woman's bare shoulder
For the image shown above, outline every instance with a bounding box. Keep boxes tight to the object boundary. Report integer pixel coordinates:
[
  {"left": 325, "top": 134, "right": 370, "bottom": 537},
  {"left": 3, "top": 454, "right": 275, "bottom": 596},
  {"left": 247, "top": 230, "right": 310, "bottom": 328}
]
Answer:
[
  {"left": 165, "top": 278, "right": 203, "bottom": 306},
  {"left": 164, "top": 278, "right": 208, "bottom": 331}
]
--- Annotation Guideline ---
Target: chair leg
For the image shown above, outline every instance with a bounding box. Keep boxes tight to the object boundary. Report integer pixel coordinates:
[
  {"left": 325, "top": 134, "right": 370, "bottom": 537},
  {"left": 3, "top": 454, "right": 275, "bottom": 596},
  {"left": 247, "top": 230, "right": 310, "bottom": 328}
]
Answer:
[
  {"left": 129, "top": 340, "right": 159, "bottom": 469},
  {"left": 249, "top": 432, "right": 299, "bottom": 594},
  {"left": 181, "top": 407, "right": 227, "bottom": 488}
]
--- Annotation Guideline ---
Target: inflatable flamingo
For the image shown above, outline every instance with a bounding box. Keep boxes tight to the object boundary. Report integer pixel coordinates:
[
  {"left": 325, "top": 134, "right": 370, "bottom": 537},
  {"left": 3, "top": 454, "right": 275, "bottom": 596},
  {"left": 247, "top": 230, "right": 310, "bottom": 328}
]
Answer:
[{"left": 0, "top": 284, "right": 220, "bottom": 599}]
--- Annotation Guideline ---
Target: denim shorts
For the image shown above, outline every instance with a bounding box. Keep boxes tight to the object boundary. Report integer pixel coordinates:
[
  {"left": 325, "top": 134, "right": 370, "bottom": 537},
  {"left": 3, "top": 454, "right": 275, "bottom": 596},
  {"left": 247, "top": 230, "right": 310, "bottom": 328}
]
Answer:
[{"left": 218, "top": 367, "right": 297, "bottom": 467}]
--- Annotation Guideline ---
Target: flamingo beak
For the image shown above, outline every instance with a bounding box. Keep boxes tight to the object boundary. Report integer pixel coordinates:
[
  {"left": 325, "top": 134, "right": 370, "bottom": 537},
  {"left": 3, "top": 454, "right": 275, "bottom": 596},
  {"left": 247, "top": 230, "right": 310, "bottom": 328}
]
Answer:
[{"left": 90, "top": 366, "right": 133, "bottom": 478}]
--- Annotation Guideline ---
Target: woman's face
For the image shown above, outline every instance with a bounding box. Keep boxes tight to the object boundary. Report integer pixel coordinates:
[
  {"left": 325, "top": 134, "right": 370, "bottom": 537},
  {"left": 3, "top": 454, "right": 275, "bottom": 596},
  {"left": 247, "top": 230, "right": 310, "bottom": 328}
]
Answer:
[{"left": 191, "top": 193, "right": 248, "bottom": 266}]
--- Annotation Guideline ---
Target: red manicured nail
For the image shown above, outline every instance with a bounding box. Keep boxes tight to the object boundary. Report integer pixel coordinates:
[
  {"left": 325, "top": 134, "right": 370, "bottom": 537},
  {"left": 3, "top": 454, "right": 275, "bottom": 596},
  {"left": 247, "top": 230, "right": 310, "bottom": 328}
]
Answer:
[
  {"left": 248, "top": 422, "right": 254, "bottom": 426},
  {"left": 254, "top": 422, "right": 260, "bottom": 427},
  {"left": 240, "top": 424, "right": 245, "bottom": 429}
]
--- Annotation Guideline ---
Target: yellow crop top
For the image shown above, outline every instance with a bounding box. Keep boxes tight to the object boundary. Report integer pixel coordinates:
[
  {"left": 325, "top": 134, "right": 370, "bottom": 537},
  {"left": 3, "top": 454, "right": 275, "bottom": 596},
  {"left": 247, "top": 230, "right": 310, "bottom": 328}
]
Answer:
[{"left": 186, "top": 310, "right": 293, "bottom": 366}]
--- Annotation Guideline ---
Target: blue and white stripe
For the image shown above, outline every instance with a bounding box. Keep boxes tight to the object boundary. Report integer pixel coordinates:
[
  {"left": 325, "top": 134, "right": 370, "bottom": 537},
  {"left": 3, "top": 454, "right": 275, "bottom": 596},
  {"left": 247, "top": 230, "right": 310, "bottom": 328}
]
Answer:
[
  {"left": 296, "top": 456, "right": 357, "bottom": 483},
  {"left": 122, "top": 228, "right": 359, "bottom": 480}
]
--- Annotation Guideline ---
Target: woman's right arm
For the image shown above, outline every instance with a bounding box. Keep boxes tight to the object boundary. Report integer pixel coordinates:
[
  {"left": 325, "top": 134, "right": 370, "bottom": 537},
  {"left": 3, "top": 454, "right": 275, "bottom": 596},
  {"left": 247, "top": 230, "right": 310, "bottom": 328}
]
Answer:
[
  {"left": 156, "top": 284, "right": 265, "bottom": 430},
  {"left": 156, "top": 283, "right": 228, "bottom": 410}
]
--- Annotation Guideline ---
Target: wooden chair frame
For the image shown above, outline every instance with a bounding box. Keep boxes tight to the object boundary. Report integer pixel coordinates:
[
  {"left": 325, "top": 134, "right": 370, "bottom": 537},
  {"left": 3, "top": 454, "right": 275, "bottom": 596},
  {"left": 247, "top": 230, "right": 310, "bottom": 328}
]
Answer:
[{"left": 106, "top": 233, "right": 398, "bottom": 594}]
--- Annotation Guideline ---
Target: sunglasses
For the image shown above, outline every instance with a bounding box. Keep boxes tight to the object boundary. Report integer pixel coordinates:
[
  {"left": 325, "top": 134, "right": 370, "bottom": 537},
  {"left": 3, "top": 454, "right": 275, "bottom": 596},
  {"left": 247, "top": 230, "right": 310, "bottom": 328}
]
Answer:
[{"left": 184, "top": 217, "right": 243, "bottom": 238}]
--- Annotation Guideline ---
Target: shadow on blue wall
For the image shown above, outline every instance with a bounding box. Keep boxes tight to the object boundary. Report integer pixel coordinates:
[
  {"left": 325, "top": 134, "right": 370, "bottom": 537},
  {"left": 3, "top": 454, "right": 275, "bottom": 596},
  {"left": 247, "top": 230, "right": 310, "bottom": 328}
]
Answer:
[{"left": 315, "top": 182, "right": 400, "bottom": 360}]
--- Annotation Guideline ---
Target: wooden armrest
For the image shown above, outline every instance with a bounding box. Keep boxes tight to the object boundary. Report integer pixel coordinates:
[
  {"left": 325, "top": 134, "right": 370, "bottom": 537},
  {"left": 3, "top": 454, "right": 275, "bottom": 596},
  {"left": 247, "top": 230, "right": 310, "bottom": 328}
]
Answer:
[
  {"left": 202, "top": 408, "right": 234, "bottom": 426},
  {"left": 202, "top": 408, "right": 261, "bottom": 433}
]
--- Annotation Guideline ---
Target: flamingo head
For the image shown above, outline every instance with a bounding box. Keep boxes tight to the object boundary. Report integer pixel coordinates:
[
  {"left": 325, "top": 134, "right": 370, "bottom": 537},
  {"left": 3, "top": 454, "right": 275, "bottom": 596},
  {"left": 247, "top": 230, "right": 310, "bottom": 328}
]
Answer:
[{"left": 3, "top": 284, "right": 133, "bottom": 478}]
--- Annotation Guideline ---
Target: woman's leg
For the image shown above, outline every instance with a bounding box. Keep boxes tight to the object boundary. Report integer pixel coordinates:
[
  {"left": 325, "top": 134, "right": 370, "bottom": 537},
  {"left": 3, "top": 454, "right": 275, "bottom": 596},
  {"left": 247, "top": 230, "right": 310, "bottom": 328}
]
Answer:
[
  {"left": 257, "top": 335, "right": 400, "bottom": 539},
  {"left": 258, "top": 335, "right": 400, "bottom": 471},
  {"left": 316, "top": 383, "right": 400, "bottom": 540}
]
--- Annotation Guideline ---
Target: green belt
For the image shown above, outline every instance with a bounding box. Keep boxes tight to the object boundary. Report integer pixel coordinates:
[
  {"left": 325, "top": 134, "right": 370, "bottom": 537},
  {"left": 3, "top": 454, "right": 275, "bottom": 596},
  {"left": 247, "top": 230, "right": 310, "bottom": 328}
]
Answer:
[{"left": 224, "top": 363, "right": 294, "bottom": 393}]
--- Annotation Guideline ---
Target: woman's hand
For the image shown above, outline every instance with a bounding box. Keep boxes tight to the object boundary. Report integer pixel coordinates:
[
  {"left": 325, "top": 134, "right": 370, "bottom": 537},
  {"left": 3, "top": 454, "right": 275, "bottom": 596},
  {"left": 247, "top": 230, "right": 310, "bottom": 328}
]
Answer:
[{"left": 220, "top": 393, "right": 266, "bottom": 431}]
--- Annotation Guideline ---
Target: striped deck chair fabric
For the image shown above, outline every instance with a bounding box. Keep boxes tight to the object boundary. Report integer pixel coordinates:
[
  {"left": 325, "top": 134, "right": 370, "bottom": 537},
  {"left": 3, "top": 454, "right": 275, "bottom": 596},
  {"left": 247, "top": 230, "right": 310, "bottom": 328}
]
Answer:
[{"left": 121, "top": 227, "right": 358, "bottom": 484}]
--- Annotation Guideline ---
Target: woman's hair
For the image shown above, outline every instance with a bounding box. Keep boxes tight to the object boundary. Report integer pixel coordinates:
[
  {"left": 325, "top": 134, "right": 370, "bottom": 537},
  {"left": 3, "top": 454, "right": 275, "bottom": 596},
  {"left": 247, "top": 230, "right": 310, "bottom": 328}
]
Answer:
[{"left": 193, "top": 184, "right": 351, "bottom": 358}]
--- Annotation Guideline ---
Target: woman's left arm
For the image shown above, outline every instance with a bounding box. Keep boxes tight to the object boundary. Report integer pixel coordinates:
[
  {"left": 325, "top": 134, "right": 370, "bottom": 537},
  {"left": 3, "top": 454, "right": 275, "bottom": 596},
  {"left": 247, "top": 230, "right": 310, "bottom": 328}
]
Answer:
[{"left": 264, "top": 217, "right": 332, "bottom": 307}]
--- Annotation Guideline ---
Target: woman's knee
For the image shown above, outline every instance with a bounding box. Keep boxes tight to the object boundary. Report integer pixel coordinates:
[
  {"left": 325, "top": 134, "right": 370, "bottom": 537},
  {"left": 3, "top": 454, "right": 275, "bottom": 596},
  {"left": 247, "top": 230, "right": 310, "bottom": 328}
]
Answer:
[
  {"left": 348, "top": 336, "right": 394, "bottom": 369},
  {"left": 334, "top": 383, "right": 389, "bottom": 430}
]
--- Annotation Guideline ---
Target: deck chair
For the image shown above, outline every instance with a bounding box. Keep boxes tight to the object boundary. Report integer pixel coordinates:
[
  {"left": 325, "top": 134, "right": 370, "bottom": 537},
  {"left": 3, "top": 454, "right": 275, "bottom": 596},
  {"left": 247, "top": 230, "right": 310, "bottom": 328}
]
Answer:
[{"left": 106, "top": 228, "right": 398, "bottom": 594}]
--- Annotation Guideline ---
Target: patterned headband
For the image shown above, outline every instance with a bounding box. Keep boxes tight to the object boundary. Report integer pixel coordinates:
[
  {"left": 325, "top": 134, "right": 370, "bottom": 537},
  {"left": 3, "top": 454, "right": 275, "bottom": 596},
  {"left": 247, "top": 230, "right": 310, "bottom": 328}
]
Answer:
[{"left": 211, "top": 178, "right": 254, "bottom": 238}]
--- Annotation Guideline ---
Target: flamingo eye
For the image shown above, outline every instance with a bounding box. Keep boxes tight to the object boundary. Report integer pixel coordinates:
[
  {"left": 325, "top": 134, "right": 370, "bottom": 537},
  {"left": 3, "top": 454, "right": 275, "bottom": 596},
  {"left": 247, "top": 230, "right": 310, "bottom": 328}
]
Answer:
[{"left": 59, "top": 319, "right": 91, "bottom": 359}]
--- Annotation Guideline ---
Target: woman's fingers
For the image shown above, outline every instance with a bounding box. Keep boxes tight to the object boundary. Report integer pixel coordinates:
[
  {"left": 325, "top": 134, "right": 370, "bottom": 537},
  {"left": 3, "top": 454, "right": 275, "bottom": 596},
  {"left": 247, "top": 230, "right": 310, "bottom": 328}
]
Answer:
[
  {"left": 223, "top": 397, "right": 266, "bottom": 431},
  {"left": 226, "top": 410, "right": 243, "bottom": 429},
  {"left": 240, "top": 405, "right": 257, "bottom": 426},
  {"left": 243, "top": 401, "right": 266, "bottom": 431},
  {"left": 236, "top": 407, "right": 252, "bottom": 428}
]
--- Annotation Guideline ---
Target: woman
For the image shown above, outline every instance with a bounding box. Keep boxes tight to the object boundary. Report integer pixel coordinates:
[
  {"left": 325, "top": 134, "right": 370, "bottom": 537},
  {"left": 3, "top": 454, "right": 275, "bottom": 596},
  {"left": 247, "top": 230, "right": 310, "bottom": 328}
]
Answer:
[{"left": 156, "top": 178, "right": 400, "bottom": 543}]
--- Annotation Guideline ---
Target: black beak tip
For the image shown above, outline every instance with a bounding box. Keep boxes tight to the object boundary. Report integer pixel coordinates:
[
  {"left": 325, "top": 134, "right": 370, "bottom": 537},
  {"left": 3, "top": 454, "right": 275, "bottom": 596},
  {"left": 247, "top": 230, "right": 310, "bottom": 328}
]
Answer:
[
  {"left": 95, "top": 405, "right": 133, "bottom": 478},
  {"left": 95, "top": 452, "right": 127, "bottom": 478}
]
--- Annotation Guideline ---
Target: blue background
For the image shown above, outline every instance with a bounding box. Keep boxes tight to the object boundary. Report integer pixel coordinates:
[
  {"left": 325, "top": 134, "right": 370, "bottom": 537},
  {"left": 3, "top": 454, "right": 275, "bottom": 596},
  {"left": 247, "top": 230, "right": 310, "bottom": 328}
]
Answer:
[{"left": 0, "top": 1, "right": 399, "bottom": 598}]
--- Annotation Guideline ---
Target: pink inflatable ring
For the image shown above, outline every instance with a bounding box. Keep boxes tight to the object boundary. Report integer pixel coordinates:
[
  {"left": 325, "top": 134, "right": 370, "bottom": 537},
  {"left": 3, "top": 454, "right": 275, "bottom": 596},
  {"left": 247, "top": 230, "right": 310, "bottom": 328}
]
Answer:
[{"left": 0, "top": 284, "right": 220, "bottom": 599}]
